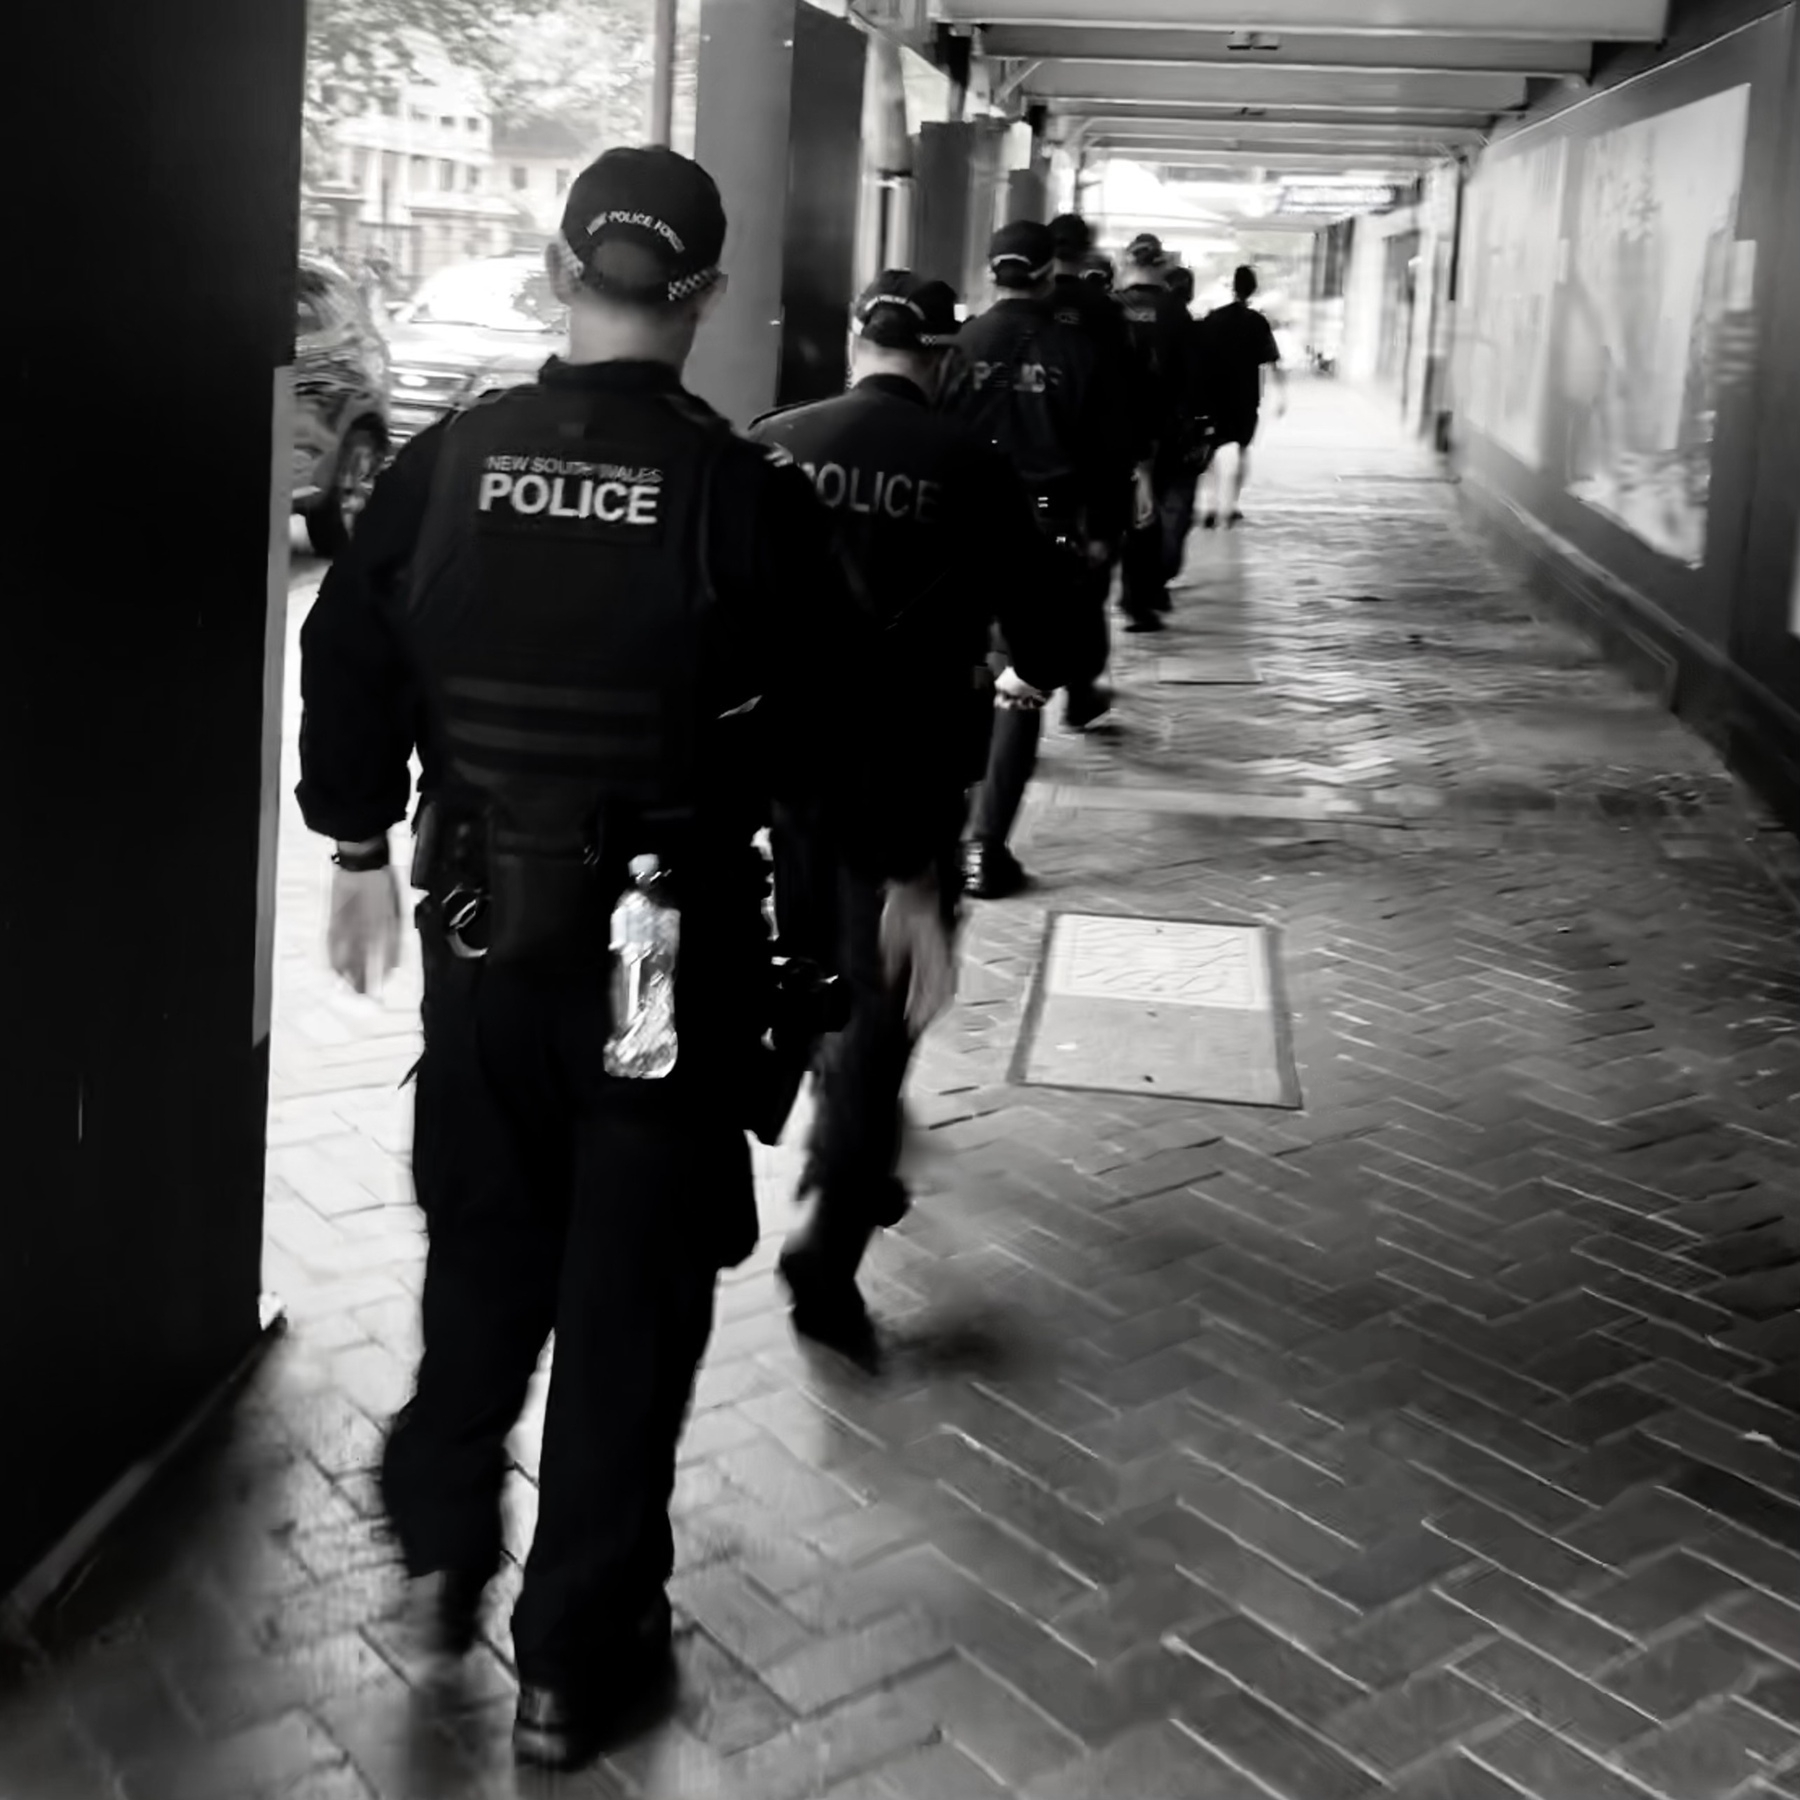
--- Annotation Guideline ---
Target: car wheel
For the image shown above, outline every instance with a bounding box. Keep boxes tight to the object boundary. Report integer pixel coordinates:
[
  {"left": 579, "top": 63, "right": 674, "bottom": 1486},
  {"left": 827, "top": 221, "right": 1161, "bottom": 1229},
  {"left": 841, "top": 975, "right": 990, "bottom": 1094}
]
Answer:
[{"left": 304, "top": 424, "right": 383, "bottom": 557}]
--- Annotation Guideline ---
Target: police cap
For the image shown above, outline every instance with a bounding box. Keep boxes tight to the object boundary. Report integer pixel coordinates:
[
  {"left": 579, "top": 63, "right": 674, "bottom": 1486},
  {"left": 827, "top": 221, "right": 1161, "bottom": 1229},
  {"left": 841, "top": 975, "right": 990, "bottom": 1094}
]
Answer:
[
  {"left": 1048, "top": 213, "right": 1092, "bottom": 260},
  {"left": 1125, "top": 232, "right": 1165, "bottom": 271},
  {"left": 555, "top": 146, "right": 727, "bottom": 305},
  {"left": 988, "top": 219, "right": 1055, "bottom": 290},
  {"left": 854, "top": 271, "right": 961, "bottom": 350}
]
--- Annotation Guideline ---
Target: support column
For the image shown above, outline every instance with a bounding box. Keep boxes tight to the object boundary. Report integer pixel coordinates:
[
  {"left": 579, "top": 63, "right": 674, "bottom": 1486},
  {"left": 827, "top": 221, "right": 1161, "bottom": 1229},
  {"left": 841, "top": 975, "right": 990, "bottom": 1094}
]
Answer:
[
  {"left": 688, "top": 0, "right": 868, "bottom": 424},
  {"left": 7, "top": 0, "right": 306, "bottom": 1600}
]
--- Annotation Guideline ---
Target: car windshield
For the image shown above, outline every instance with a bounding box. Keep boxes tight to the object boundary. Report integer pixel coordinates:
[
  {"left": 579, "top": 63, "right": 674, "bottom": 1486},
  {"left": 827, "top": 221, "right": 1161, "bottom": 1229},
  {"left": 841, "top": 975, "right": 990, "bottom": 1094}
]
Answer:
[{"left": 400, "top": 262, "right": 563, "bottom": 333}]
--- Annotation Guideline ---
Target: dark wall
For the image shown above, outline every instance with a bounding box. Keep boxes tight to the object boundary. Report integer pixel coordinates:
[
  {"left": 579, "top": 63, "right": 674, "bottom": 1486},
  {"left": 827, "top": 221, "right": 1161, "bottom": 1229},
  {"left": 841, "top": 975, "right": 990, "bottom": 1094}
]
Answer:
[
  {"left": 776, "top": 5, "right": 867, "bottom": 406},
  {"left": 1456, "top": 2, "right": 1800, "bottom": 825},
  {"left": 3, "top": 1, "right": 305, "bottom": 1593}
]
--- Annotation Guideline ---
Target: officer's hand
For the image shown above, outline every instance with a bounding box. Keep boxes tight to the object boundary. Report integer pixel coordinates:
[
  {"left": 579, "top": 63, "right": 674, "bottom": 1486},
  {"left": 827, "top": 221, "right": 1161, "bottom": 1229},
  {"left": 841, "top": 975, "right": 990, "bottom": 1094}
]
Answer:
[
  {"left": 1133, "top": 466, "right": 1156, "bottom": 529},
  {"left": 880, "top": 874, "right": 956, "bottom": 1035},
  {"left": 328, "top": 865, "right": 403, "bottom": 995},
  {"left": 996, "top": 666, "right": 1048, "bottom": 711}
]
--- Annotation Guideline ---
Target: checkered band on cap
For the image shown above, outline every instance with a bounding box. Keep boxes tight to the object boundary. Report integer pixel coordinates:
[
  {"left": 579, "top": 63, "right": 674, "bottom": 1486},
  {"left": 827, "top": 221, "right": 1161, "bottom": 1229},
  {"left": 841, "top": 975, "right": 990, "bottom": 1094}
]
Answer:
[{"left": 554, "top": 227, "right": 720, "bottom": 304}]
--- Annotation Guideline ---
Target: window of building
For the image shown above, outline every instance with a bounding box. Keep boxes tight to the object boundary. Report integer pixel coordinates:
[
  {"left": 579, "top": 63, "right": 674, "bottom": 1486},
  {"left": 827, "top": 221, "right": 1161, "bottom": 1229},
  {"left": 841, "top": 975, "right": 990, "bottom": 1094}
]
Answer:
[
  {"left": 409, "top": 154, "right": 428, "bottom": 185},
  {"left": 511, "top": 165, "right": 529, "bottom": 191},
  {"left": 378, "top": 93, "right": 399, "bottom": 117},
  {"left": 555, "top": 167, "right": 572, "bottom": 195},
  {"left": 440, "top": 115, "right": 455, "bottom": 130},
  {"left": 351, "top": 147, "right": 371, "bottom": 184},
  {"left": 465, "top": 165, "right": 481, "bottom": 192},
  {"left": 410, "top": 107, "right": 428, "bottom": 124},
  {"left": 439, "top": 159, "right": 456, "bottom": 193},
  {"left": 466, "top": 117, "right": 481, "bottom": 134}
]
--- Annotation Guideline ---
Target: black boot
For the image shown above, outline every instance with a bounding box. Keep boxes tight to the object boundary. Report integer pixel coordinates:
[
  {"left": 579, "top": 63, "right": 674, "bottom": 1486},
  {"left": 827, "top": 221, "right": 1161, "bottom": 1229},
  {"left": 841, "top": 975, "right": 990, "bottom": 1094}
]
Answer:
[
  {"left": 513, "top": 1594, "right": 677, "bottom": 1771},
  {"left": 779, "top": 1198, "right": 881, "bottom": 1372}
]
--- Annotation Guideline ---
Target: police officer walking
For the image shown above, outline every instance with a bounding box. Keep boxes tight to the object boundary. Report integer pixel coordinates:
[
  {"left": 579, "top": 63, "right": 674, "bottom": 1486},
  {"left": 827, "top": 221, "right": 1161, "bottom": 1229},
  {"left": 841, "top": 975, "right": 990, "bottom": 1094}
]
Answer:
[
  {"left": 297, "top": 147, "right": 953, "bottom": 1769},
  {"left": 1160, "top": 263, "right": 1210, "bottom": 583},
  {"left": 941, "top": 219, "right": 1119, "bottom": 900},
  {"left": 1046, "top": 212, "right": 1152, "bottom": 733},
  {"left": 747, "top": 273, "right": 1065, "bottom": 1367},
  {"left": 1116, "top": 233, "right": 1197, "bottom": 630}
]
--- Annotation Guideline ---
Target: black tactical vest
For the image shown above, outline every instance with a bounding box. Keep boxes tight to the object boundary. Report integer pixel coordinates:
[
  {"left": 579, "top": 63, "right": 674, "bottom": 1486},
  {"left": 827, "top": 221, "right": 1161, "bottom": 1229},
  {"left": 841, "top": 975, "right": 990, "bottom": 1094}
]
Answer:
[
  {"left": 945, "top": 301, "right": 1085, "bottom": 490},
  {"left": 407, "top": 380, "right": 727, "bottom": 964}
]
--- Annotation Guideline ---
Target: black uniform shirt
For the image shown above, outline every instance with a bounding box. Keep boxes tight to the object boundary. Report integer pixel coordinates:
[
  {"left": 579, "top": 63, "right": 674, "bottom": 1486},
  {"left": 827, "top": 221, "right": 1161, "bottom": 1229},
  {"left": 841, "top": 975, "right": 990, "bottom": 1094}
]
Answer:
[
  {"left": 1049, "top": 272, "right": 1150, "bottom": 469},
  {"left": 297, "top": 357, "right": 936, "bottom": 879},
  {"left": 748, "top": 374, "right": 1062, "bottom": 696},
  {"left": 1116, "top": 279, "right": 1195, "bottom": 450},
  {"left": 1197, "top": 300, "right": 1281, "bottom": 428},
  {"left": 939, "top": 297, "right": 1116, "bottom": 531}
]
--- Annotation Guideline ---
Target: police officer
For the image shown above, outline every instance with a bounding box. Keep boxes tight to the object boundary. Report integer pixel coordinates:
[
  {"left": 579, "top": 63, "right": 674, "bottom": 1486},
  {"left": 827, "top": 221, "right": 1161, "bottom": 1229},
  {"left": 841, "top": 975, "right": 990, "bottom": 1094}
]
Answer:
[
  {"left": 297, "top": 147, "right": 953, "bottom": 1769},
  {"left": 747, "top": 273, "right": 1064, "bottom": 1367},
  {"left": 1046, "top": 213, "right": 1153, "bottom": 733},
  {"left": 1116, "top": 233, "right": 1197, "bottom": 630},
  {"left": 1160, "top": 262, "right": 1211, "bottom": 582},
  {"left": 941, "top": 219, "right": 1116, "bottom": 900}
]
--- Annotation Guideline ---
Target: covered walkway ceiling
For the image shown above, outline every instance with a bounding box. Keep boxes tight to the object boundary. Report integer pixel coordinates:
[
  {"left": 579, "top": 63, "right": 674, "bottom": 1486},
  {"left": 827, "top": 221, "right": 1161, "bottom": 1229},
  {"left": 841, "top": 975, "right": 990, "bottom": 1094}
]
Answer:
[{"left": 951, "top": 0, "right": 1672, "bottom": 182}]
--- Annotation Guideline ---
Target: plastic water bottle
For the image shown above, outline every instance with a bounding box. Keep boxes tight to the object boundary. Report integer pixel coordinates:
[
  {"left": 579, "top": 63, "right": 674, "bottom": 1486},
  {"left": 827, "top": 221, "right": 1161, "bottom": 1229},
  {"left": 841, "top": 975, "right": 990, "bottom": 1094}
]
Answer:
[{"left": 603, "top": 854, "right": 680, "bottom": 1079}]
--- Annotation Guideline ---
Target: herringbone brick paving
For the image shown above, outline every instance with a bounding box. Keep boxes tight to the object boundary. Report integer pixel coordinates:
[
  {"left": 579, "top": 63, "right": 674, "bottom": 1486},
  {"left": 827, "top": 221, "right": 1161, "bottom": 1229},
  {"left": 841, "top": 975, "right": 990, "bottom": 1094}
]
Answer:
[{"left": 4, "top": 380, "right": 1798, "bottom": 1800}]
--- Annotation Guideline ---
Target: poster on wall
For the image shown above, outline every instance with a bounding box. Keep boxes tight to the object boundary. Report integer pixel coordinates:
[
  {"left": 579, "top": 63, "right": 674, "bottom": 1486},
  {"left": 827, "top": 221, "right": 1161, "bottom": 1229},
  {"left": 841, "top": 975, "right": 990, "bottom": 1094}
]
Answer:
[
  {"left": 1561, "top": 84, "right": 1752, "bottom": 568},
  {"left": 1463, "top": 138, "right": 1568, "bottom": 469}
]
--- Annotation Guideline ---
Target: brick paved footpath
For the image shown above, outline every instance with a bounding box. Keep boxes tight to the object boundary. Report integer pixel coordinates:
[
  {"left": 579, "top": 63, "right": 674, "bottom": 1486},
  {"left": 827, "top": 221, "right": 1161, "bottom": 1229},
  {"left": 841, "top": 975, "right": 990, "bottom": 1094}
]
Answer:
[{"left": 5, "top": 379, "right": 1800, "bottom": 1800}]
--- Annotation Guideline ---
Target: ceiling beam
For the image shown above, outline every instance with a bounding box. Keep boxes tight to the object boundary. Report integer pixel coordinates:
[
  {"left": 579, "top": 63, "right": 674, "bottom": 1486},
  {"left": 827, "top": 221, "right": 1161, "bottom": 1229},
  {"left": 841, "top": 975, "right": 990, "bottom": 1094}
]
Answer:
[
  {"left": 1091, "top": 141, "right": 1435, "bottom": 163},
  {"left": 1056, "top": 99, "right": 1497, "bottom": 126},
  {"left": 1021, "top": 62, "right": 1527, "bottom": 108},
  {"left": 944, "top": 0, "right": 1668, "bottom": 40},
  {"left": 975, "top": 26, "right": 1594, "bottom": 74},
  {"left": 1083, "top": 130, "right": 1465, "bottom": 157},
  {"left": 1067, "top": 113, "right": 1486, "bottom": 141}
]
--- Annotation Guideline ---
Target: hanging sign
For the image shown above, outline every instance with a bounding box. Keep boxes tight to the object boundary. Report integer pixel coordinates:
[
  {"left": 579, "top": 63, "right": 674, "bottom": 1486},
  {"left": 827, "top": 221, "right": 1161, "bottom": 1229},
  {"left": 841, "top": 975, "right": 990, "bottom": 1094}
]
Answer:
[{"left": 1276, "top": 183, "right": 1398, "bottom": 216}]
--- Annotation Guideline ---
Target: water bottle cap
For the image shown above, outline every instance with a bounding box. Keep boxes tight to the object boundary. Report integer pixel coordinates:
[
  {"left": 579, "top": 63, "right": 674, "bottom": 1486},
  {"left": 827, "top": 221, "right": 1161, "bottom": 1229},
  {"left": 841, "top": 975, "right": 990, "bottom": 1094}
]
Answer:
[{"left": 629, "top": 853, "right": 661, "bottom": 880}]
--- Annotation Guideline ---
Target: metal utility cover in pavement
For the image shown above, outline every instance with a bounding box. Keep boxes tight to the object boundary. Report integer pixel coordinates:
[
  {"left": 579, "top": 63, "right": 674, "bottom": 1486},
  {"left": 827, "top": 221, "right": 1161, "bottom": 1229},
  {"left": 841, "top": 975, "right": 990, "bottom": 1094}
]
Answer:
[
  {"left": 1152, "top": 651, "right": 1260, "bottom": 686},
  {"left": 1014, "top": 913, "right": 1301, "bottom": 1108}
]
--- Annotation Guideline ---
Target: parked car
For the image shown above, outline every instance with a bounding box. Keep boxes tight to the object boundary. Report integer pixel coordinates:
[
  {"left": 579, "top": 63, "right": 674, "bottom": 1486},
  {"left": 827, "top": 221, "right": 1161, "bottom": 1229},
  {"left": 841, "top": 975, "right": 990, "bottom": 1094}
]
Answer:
[
  {"left": 384, "top": 255, "right": 565, "bottom": 442},
  {"left": 292, "top": 254, "right": 391, "bottom": 556}
]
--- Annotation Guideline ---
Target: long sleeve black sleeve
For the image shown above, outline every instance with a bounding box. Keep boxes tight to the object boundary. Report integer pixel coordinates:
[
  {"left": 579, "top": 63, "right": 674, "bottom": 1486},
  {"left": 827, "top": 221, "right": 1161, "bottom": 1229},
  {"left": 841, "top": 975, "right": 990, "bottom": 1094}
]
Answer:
[{"left": 295, "top": 426, "right": 445, "bottom": 842}]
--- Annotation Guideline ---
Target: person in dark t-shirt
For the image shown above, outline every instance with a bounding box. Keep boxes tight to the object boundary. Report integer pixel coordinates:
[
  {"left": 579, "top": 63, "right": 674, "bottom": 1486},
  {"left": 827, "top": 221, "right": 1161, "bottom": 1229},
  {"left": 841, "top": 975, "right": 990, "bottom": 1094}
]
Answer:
[{"left": 1195, "top": 263, "right": 1287, "bottom": 528}]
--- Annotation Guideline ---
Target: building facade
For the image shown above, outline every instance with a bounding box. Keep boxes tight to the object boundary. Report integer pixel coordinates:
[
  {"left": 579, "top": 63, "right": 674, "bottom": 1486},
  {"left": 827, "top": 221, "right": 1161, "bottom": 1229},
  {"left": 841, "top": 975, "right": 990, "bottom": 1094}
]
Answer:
[
  {"left": 492, "top": 117, "right": 602, "bottom": 250},
  {"left": 301, "top": 35, "right": 519, "bottom": 287}
]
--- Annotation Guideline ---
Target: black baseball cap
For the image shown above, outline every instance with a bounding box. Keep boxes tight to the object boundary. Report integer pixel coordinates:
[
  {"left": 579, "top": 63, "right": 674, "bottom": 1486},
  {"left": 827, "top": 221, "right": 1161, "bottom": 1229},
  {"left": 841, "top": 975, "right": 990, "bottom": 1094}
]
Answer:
[
  {"left": 989, "top": 219, "right": 1055, "bottom": 289},
  {"left": 1048, "top": 213, "right": 1092, "bottom": 259},
  {"left": 854, "top": 271, "right": 961, "bottom": 349},
  {"left": 1081, "top": 250, "right": 1114, "bottom": 289},
  {"left": 1125, "top": 232, "right": 1165, "bottom": 269},
  {"left": 554, "top": 146, "right": 727, "bottom": 304}
]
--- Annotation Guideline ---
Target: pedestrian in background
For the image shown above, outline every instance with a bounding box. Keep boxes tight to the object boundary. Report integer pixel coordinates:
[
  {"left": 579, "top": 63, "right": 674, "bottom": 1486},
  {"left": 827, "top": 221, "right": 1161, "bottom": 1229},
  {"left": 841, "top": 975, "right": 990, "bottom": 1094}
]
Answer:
[{"left": 1197, "top": 263, "right": 1288, "bottom": 529}]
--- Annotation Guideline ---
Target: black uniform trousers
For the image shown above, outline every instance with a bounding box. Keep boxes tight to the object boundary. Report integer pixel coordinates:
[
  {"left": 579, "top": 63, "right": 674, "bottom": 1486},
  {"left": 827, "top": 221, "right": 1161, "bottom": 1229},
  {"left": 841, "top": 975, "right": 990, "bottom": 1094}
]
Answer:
[
  {"left": 773, "top": 803, "right": 961, "bottom": 1240},
  {"left": 382, "top": 926, "right": 753, "bottom": 1687},
  {"left": 1120, "top": 444, "right": 1190, "bottom": 622}
]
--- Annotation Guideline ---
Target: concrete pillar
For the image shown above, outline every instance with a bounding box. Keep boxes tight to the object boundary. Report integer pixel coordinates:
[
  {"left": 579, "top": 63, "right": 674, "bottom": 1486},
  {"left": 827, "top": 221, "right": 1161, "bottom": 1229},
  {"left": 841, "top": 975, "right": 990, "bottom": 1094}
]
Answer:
[
  {"left": 7, "top": 0, "right": 306, "bottom": 1601},
  {"left": 688, "top": 0, "right": 868, "bottom": 424}
]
